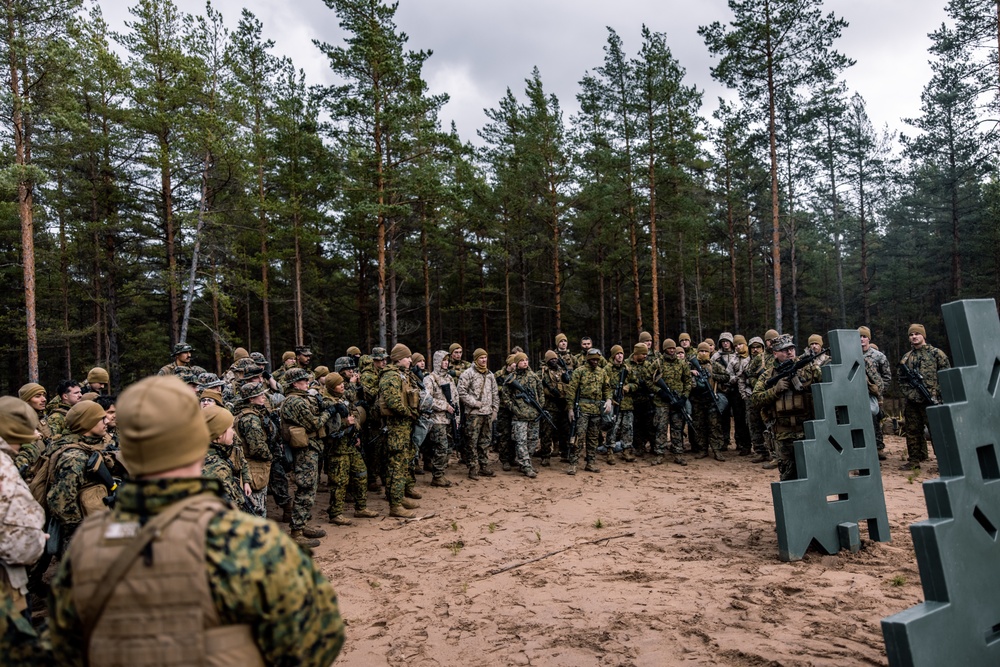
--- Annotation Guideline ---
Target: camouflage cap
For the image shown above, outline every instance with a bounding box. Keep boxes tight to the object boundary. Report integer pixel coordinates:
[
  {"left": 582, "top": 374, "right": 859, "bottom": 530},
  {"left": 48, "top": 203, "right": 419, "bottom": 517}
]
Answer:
[
  {"left": 295, "top": 345, "right": 313, "bottom": 357},
  {"left": 234, "top": 357, "right": 257, "bottom": 372},
  {"left": 284, "top": 368, "right": 311, "bottom": 385},
  {"left": 172, "top": 343, "right": 195, "bottom": 356},
  {"left": 176, "top": 369, "right": 200, "bottom": 385},
  {"left": 243, "top": 365, "right": 264, "bottom": 379},
  {"left": 371, "top": 347, "right": 388, "bottom": 360},
  {"left": 239, "top": 382, "right": 268, "bottom": 400},
  {"left": 772, "top": 333, "right": 795, "bottom": 351},
  {"left": 250, "top": 352, "right": 267, "bottom": 365},
  {"left": 334, "top": 356, "right": 356, "bottom": 372}
]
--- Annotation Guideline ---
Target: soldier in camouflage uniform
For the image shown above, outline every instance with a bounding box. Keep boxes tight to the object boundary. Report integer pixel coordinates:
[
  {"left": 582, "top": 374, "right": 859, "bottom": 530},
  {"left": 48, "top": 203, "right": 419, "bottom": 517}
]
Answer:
[
  {"left": 323, "top": 373, "right": 378, "bottom": 525},
  {"left": 379, "top": 344, "right": 422, "bottom": 517},
  {"left": 234, "top": 382, "right": 274, "bottom": 517},
  {"left": 539, "top": 350, "right": 571, "bottom": 466},
  {"left": 360, "top": 347, "right": 388, "bottom": 489},
  {"left": 49, "top": 375, "right": 344, "bottom": 666},
  {"left": 201, "top": 405, "right": 251, "bottom": 510},
  {"left": 649, "top": 340, "right": 692, "bottom": 465},
  {"left": 271, "top": 350, "right": 296, "bottom": 387},
  {"left": 741, "top": 337, "right": 769, "bottom": 462},
  {"left": 555, "top": 334, "right": 577, "bottom": 373},
  {"left": 447, "top": 343, "right": 472, "bottom": 378},
  {"left": 46, "top": 379, "right": 82, "bottom": 438},
  {"left": 604, "top": 345, "right": 630, "bottom": 464},
  {"left": 0, "top": 398, "right": 49, "bottom": 667},
  {"left": 503, "top": 352, "right": 543, "bottom": 478},
  {"left": 280, "top": 368, "right": 337, "bottom": 548},
  {"left": 749, "top": 329, "right": 780, "bottom": 467},
  {"left": 335, "top": 356, "right": 360, "bottom": 404},
  {"left": 158, "top": 342, "right": 195, "bottom": 376},
  {"left": 807, "top": 334, "right": 831, "bottom": 367},
  {"left": 898, "top": 323, "right": 950, "bottom": 470},
  {"left": 45, "top": 400, "right": 115, "bottom": 553},
  {"left": 81, "top": 367, "right": 110, "bottom": 396},
  {"left": 15, "top": 383, "right": 50, "bottom": 474},
  {"left": 689, "top": 342, "right": 728, "bottom": 461},
  {"left": 751, "top": 334, "right": 823, "bottom": 480},
  {"left": 495, "top": 354, "right": 518, "bottom": 471},
  {"left": 677, "top": 332, "right": 694, "bottom": 359},
  {"left": 567, "top": 349, "right": 612, "bottom": 474},
  {"left": 859, "top": 326, "right": 892, "bottom": 460},
  {"left": 458, "top": 348, "right": 500, "bottom": 479},
  {"left": 629, "top": 342, "right": 657, "bottom": 457},
  {"left": 423, "top": 351, "right": 459, "bottom": 487}
]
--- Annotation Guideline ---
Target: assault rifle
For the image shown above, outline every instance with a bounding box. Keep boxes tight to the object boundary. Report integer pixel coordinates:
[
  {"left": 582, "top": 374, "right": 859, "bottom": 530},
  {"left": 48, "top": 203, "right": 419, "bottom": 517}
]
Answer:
[
  {"left": 556, "top": 355, "right": 572, "bottom": 384},
  {"left": 86, "top": 451, "right": 119, "bottom": 509},
  {"left": 268, "top": 410, "right": 293, "bottom": 467},
  {"left": 764, "top": 347, "right": 829, "bottom": 390},
  {"left": 440, "top": 384, "right": 461, "bottom": 446},
  {"left": 568, "top": 382, "right": 582, "bottom": 445},
  {"left": 898, "top": 363, "right": 939, "bottom": 405},
  {"left": 653, "top": 378, "right": 698, "bottom": 438},
  {"left": 504, "top": 374, "right": 557, "bottom": 430},
  {"left": 689, "top": 357, "right": 728, "bottom": 415},
  {"left": 608, "top": 366, "right": 628, "bottom": 436}
]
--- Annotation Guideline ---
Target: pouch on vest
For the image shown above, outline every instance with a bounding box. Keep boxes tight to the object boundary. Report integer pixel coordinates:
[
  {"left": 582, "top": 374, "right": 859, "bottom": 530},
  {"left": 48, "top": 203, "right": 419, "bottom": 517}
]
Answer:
[
  {"left": 247, "top": 459, "right": 271, "bottom": 491},
  {"left": 287, "top": 425, "right": 309, "bottom": 449},
  {"left": 79, "top": 484, "right": 111, "bottom": 518},
  {"left": 377, "top": 394, "right": 392, "bottom": 417}
]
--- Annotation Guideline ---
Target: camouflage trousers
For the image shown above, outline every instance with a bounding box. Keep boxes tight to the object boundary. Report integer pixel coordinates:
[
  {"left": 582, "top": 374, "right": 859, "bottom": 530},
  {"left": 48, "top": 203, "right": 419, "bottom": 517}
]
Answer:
[
  {"left": 632, "top": 401, "right": 655, "bottom": 454},
  {"left": 290, "top": 444, "right": 322, "bottom": 531},
  {"left": 903, "top": 400, "right": 932, "bottom": 462},
  {"left": 464, "top": 414, "right": 493, "bottom": 472},
  {"left": 775, "top": 434, "right": 802, "bottom": 481},
  {"left": 539, "top": 402, "right": 569, "bottom": 460},
  {"left": 268, "top": 457, "right": 292, "bottom": 508},
  {"left": 728, "top": 392, "right": 751, "bottom": 452},
  {"left": 511, "top": 419, "right": 540, "bottom": 471},
  {"left": 873, "top": 411, "right": 885, "bottom": 451},
  {"left": 691, "top": 398, "right": 723, "bottom": 453},
  {"left": 608, "top": 410, "right": 634, "bottom": 451},
  {"left": 384, "top": 417, "right": 415, "bottom": 506},
  {"left": 747, "top": 405, "right": 767, "bottom": 456},
  {"left": 247, "top": 488, "right": 268, "bottom": 518},
  {"left": 653, "top": 406, "right": 685, "bottom": 455},
  {"left": 362, "top": 421, "right": 387, "bottom": 485},
  {"left": 326, "top": 443, "right": 369, "bottom": 517},
  {"left": 2, "top": 581, "right": 51, "bottom": 667},
  {"left": 425, "top": 423, "right": 451, "bottom": 480},
  {"left": 495, "top": 408, "right": 513, "bottom": 464},
  {"left": 570, "top": 412, "right": 602, "bottom": 465}
]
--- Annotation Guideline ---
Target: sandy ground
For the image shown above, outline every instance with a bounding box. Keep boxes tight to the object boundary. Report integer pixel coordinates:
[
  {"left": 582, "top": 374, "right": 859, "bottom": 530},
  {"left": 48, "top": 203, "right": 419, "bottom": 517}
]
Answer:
[{"left": 303, "top": 434, "right": 933, "bottom": 667}]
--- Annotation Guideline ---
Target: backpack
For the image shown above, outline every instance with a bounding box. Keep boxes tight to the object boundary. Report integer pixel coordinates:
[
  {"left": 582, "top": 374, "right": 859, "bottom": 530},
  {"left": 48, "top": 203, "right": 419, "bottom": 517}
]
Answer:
[{"left": 27, "top": 443, "right": 84, "bottom": 514}]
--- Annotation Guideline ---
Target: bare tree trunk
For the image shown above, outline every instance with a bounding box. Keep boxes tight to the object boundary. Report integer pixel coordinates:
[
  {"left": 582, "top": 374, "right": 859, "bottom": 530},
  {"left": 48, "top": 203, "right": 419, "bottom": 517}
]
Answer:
[
  {"left": 858, "top": 157, "right": 871, "bottom": 324},
  {"left": 479, "top": 248, "right": 488, "bottom": 353},
  {"left": 162, "top": 155, "right": 179, "bottom": 346},
  {"left": 726, "top": 148, "right": 739, "bottom": 330},
  {"left": 181, "top": 150, "right": 212, "bottom": 343},
  {"left": 648, "top": 152, "right": 660, "bottom": 349},
  {"left": 765, "top": 3, "right": 783, "bottom": 331},
  {"left": 422, "top": 218, "right": 432, "bottom": 360},
  {"left": 211, "top": 257, "right": 222, "bottom": 375},
  {"left": 388, "top": 230, "right": 397, "bottom": 347},
  {"left": 678, "top": 231, "right": 688, "bottom": 333},
  {"left": 551, "top": 180, "right": 562, "bottom": 332},
  {"left": 694, "top": 245, "right": 703, "bottom": 341},
  {"left": 293, "top": 208, "right": 303, "bottom": 346}
]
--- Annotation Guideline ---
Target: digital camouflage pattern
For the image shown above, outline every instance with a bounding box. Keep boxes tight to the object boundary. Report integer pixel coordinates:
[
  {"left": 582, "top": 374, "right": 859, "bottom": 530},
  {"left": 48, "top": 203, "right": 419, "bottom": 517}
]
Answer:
[
  {"left": 379, "top": 364, "right": 416, "bottom": 504},
  {"left": 324, "top": 397, "right": 369, "bottom": 518},
  {"left": 899, "top": 343, "right": 951, "bottom": 463},
  {"left": 568, "top": 364, "right": 610, "bottom": 464},
  {"left": 45, "top": 435, "right": 111, "bottom": 546},
  {"left": 46, "top": 400, "right": 70, "bottom": 438},
  {"left": 280, "top": 389, "right": 335, "bottom": 531},
  {"left": 48, "top": 478, "right": 344, "bottom": 667},
  {"left": 539, "top": 364, "right": 571, "bottom": 461},
  {"left": 751, "top": 360, "right": 824, "bottom": 480},
  {"left": 202, "top": 443, "right": 247, "bottom": 510}
]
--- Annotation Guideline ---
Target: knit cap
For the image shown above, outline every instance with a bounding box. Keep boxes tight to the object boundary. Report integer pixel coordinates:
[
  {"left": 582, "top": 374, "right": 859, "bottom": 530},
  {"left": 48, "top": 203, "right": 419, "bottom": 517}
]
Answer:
[
  {"left": 18, "top": 383, "right": 45, "bottom": 403},
  {"left": 87, "top": 367, "right": 110, "bottom": 384},
  {"left": 202, "top": 404, "right": 234, "bottom": 441},
  {"left": 632, "top": 343, "right": 648, "bottom": 356},
  {"left": 908, "top": 324, "right": 926, "bottom": 338},
  {"left": 0, "top": 396, "right": 40, "bottom": 444},
  {"left": 390, "top": 344, "right": 412, "bottom": 362},
  {"left": 65, "top": 400, "right": 106, "bottom": 434},
  {"left": 325, "top": 372, "right": 345, "bottom": 390}
]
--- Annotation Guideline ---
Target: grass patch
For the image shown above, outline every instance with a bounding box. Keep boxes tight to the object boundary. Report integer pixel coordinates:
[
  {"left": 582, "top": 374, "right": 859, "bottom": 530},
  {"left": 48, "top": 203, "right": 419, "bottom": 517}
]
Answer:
[
  {"left": 488, "top": 522, "right": 496, "bottom": 533},
  {"left": 593, "top": 518, "right": 604, "bottom": 529},
  {"left": 889, "top": 575, "right": 907, "bottom": 587},
  {"left": 446, "top": 540, "right": 465, "bottom": 555}
]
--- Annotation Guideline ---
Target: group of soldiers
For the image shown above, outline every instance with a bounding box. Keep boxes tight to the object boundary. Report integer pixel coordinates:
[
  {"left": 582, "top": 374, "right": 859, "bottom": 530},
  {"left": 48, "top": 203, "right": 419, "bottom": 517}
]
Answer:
[{"left": 0, "top": 321, "right": 948, "bottom": 664}]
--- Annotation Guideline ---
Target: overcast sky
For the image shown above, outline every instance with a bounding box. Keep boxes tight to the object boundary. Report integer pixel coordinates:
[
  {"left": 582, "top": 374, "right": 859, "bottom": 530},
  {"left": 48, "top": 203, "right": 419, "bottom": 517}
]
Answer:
[{"left": 101, "top": 0, "right": 949, "bottom": 145}]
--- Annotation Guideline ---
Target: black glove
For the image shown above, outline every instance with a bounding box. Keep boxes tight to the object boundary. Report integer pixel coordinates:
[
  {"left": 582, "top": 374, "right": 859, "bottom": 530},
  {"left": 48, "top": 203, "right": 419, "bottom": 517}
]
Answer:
[{"left": 334, "top": 402, "right": 349, "bottom": 418}]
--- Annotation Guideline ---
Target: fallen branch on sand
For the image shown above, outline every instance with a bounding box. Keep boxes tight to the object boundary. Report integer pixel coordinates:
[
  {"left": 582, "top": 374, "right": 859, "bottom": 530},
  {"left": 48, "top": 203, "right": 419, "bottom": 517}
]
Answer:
[{"left": 484, "top": 531, "right": 635, "bottom": 576}]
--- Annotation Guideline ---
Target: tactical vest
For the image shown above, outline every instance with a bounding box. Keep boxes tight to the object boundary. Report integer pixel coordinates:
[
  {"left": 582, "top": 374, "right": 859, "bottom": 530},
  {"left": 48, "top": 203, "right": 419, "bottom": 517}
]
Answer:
[
  {"left": 69, "top": 493, "right": 265, "bottom": 667},
  {"left": 236, "top": 407, "right": 271, "bottom": 491},
  {"left": 773, "top": 387, "right": 813, "bottom": 435}
]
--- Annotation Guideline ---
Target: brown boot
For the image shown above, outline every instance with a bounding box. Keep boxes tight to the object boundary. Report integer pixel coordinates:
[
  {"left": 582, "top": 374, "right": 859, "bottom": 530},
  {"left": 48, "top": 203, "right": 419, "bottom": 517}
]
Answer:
[
  {"left": 301, "top": 525, "right": 327, "bottom": 539},
  {"left": 389, "top": 504, "right": 416, "bottom": 518},
  {"left": 622, "top": 449, "right": 636, "bottom": 462},
  {"left": 405, "top": 488, "right": 423, "bottom": 500},
  {"left": 750, "top": 453, "right": 769, "bottom": 463},
  {"left": 290, "top": 530, "right": 320, "bottom": 549},
  {"left": 401, "top": 498, "right": 420, "bottom": 510},
  {"left": 329, "top": 514, "right": 353, "bottom": 526},
  {"left": 431, "top": 476, "right": 452, "bottom": 487},
  {"left": 468, "top": 467, "right": 479, "bottom": 480},
  {"left": 713, "top": 451, "right": 726, "bottom": 462},
  {"left": 354, "top": 508, "right": 379, "bottom": 518},
  {"left": 280, "top": 502, "right": 293, "bottom": 523},
  {"left": 606, "top": 454, "right": 616, "bottom": 465}
]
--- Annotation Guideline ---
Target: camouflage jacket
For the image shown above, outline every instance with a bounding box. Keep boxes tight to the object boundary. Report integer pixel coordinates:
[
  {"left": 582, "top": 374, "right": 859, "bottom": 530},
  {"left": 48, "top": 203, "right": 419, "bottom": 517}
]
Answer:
[
  {"left": 49, "top": 478, "right": 345, "bottom": 667},
  {"left": 1, "top": 440, "right": 46, "bottom": 567},
  {"left": 625, "top": 357, "right": 659, "bottom": 405},
  {"left": 203, "top": 443, "right": 247, "bottom": 509},
  {"left": 379, "top": 364, "right": 417, "bottom": 420},
  {"left": 280, "top": 390, "right": 334, "bottom": 451},
  {"left": 540, "top": 364, "right": 572, "bottom": 410},
  {"left": 46, "top": 434, "right": 111, "bottom": 536},
  {"left": 568, "top": 365, "right": 610, "bottom": 415},
  {"left": 899, "top": 344, "right": 950, "bottom": 403},
  {"left": 501, "top": 369, "right": 545, "bottom": 422},
  {"left": 864, "top": 347, "right": 892, "bottom": 397},
  {"left": 607, "top": 362, "right": 632, "bottom": 411},
  {"left": 424, "top": 370, "right": 459, "bottom": 427},
  {"left": 448, "top": 359, "right": 471, "bottom": 381},
  {"left": 360, "top": 367, "right": 382, "bottom": 404},
  {"left": 555, "top": 349, "right": 577, "bottom": 373},
  {"left": 46, "top": 400, "right": 70, "bottom": 438},
  {"left": 458, "top": 366, "right": 499, "bottom": 419},
  {"left": 690, "top": 358, "right": 730, "bottom": 404},
  {"left": 235, "top": 406, "right": 273, "bottom": 462},
  {"left": 652, "top": 355, "right": 692, "bottom": 407},
  {"left": 574, "top": 352, "right": 608, "bottom": 369}
]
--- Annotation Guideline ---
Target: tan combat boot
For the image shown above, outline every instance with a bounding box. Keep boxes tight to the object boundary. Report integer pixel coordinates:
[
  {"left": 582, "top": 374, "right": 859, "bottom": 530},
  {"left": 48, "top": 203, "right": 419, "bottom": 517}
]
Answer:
[
  {"left": 290, "top": 530, "right": 320, "bottom": 549},
  {"left": 329, "top": 514, "right": 352, "bottom": 526},
  {"left": 400, "top": 498, "right": 420, "bottom": 510},
  {"left": 405, "top": 488, "right": 423, "bottom": 500},
  {"left": 301, "top": 525, "right": 327, "bottom": 539},
  {"left": 354, "top": 508, "right": 379, "bottom": 518},
  {"left": 389, "top": 505, "right": 416, "bottom": 518}
]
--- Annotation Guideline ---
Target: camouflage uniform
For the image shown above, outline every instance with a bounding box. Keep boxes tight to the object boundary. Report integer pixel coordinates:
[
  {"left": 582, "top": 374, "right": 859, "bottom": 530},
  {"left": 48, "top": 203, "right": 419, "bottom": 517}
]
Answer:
[
  {"left": 688, "top": 358, "right": 729, "bottom": 457},
  {"left": 424, "top": 353, "right": 459, "bottom": 482},
  {"left": 864, "top": 346, "right": 892, "bottom": 453},
  {"left": 280, "top": 388, "right": 336, "bottom": 532},
  {"left": 505, "top": 368, "right": 544, "bottom": 475},
  {"left": 324, "top": 397, "right": 370, "bottom": 519},
  {"left": 628, "top": 356, "right": 657, "bottom": 456},
  {"left": 359, "top": 358, "right": 386, "bottom": 486},
  {"left": 203, "top": 442, "right": 248, "bottom": 511},
  {"left": 567, "top": 362, "right": 610, "bottom": 468},
  {"left": 751, "top": 357, "right": 823, "bottom": 480},
  {"left": 651, "top": 354, "right": 693, "bottom": 458},
  {"left": 494, "top": 368, "right": 515, "bottom": 467},
  {"left": 899, "top": 344, "right": 950, "bottom": 464},
  {"left": 379, "top": 363, "right": 417, "bottom": 506},
  {"left": 1, "top": 441, "right": 50, "bottom": 667},
  {"left": 745, "top": 349, "right": 776, "bottom": 459},
  {"left": 49, "top": 478, "right": 344, "bottom": 666},
  {"left": 46, "top": 400, "right": 70, "bottom": 439},
  {"left": 45, "top": 434, "right": 113, "bottom": 549},
  {"left": 607, "top": 361, "right": 633, "bottom": 459},
  {"left": 539, "top": 363, "right": 572, "bottom": 463},
  {"left": 458, "top": 366, "right": 500, "bottom": 475},
  {"left": 234, "top": 404, "right": 273, "bottom": 517}
]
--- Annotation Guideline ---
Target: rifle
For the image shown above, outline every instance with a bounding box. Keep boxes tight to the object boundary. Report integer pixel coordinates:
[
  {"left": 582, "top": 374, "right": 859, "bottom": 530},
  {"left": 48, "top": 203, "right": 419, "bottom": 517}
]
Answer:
[
  {"left": 267, "top": 410, "right": 293, "bottom": 467},
  {"left": 440, "top": 383, "right": 461, "bottom": 447},
  {"left": 504, "top": 374, "right": 557, "bottom": 430},
  {"left": 689, "top": 357, "right": 726, "bottom": 415},
  {"left": 568, "top": 382, "right": 582, "bottom": 445},
  {"left": 608, "top": 366, "right": 628, "bottom": 437},
  {"left": 652, "top": 377, "right": 698, "bottom": 433},
  {"left": 899, "top": 363, "right": 939, "bottom": 405},
  {"left": 764, "top": 347, "right": 830, "bottom": 389},
  {"left": 86, "top": 451, "right": 119, "bottom": 509},
  {"left": 556, "top": 355, "right": 572, "bottom": 384}
]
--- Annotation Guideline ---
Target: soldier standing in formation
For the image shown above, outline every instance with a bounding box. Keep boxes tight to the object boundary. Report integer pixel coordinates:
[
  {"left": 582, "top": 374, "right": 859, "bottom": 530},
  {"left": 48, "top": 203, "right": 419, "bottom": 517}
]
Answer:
[
  {"left": 567, "top": 348, "right": 611, "bottom": 475},
  {"left": 859, "top": 326, "right": 891, "bottom": 461},
  {"left": 324, "top": 372, "right": 379, "bottom": 525},
  {"left": 458, "top": 349, "right": 499, "bottom": 480},
  {"left": 379, "top": 344, "right": 422, "bottom": 517},
  {"left": 897, "top": 323, "right": 950, "bottom": 471},
  {"left": 423, "top": 350, "right": 459, "bottom": 487}
]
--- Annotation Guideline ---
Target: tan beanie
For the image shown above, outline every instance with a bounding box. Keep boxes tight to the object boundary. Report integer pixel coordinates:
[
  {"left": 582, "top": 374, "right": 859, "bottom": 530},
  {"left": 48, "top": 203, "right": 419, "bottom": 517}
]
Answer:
[
  {"left": 705, "top": 338, "right": 716, "bottom": 348},
  {"left": 118, "top": 376, "right": 211, "bottom": 477},
  {"left": 858, "top": 326, "right": 872, "bottom": 338},
  {"left": 678, "top": 333, "right": 691, "bottom": 342},
  {"left": 313, "top": 365, "right": 329, "bottom": 379},
  {"left": 411, "top": 353, "right": 425, "bottom": 365},
  {"left": 281, "top": 351, "right": 295, "bottom": 362},
  {"left": 325, "top": 372, "right": 344, "bottom": 390},
  {"left": 555, "top": 333, "right": 568, "bottom": 344},
  {"left": 390, "top": 343, "right": 412, "bottom": 362},
  {"left": 908, "top": 324, "right": 926, "bottom": 338},
  {"left": 638, "top": 331, "right": 652, "bottom": 343},
  {"left": 65, "top": 400, "right": 106, "bottom": 434},
  {"left": 202, "top": 404, "right": 235, "bottom": 441},
  {"left": 18, "top": 383, "right": 45, "bottom": 403},
  {"left": 544, "top": 350, "right": 557, "bottom": 361},
  {"left": 449, "top": 343, "right": 462, "bottom": 353},
  {"left": 346, "top": 346, "right": 362, "bottom": 356},
  {"left": 199, "top": 389, "right": 225, "bottom": 406},
  {"left": 663, "top": 338, "right": 677, "bottom": 349},
  {"left": 733, "top": 334, "right": 747, "bottom": 346},
  {"left": 609, "top": 345, "right": 624, "bottom": 357},
  {"left": 697, "top": 342, "right": 711, "bottom": 353},
  {"left": 81, "top": 392, "right": 99, "bottom": 402},
  {"left": 512, "top": 351, "right": 528, "bottom": 365},
  {"left": 808, "top": 334, "right": 823, "bottom": 346},
  {"left": 473, "top": 348, "right": 487, "bottom": 361},
  {"left": 87, "top": 367, "right": 110, "bottom": 384},
  {"left": 632, "top": 343, "right": 648, "bottom": 356},
  {"left": 0, "top": 396, "right": 40, "bottom": 445},
  {"left": 233, "top": 347, "right": 249, "bottom": 361},
  {"left": 764, "top": 329, "right": 779, "bottom": 342},
  {"left": 505, "top": 354, "right": 516, "bottom": 367}
]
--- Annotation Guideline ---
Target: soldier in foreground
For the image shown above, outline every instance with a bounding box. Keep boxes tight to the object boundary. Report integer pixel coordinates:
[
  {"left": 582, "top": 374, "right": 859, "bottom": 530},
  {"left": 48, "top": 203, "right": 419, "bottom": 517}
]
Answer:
[
  {"left": 567, "top": 348, "right": 611, "bottom": 475},
  {"left": 898, "top": 323, "right": 950, "bottom": 470},
  {"left": 48, "top": 375, "right": 344, "bottom": 666}
]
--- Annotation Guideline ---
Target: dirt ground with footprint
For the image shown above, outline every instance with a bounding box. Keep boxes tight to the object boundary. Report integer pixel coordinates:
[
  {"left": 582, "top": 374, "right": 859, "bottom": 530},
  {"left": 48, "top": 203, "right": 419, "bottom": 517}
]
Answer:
[{"left": 307, "top": 434, "right": 934, "bottom": 666}]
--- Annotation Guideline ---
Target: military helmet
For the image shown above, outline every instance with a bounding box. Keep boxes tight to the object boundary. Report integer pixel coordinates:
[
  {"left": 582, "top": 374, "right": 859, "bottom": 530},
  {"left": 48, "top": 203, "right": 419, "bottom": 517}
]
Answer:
[
  {"left": 371, "top": 347, "right": 388, "bottom": 360},
  {"left": 284, "top": 368, "right": 311, "bottom": 385},
  {"left": 250, "top": 352, "right": 267, "bottom": 365},
  {"left": 239, "top": 382, "right": 268, "bottom": 400},
  {"left": 772, "top": 333, "right": 795, "bottom": 351},
  {"left": 172, "top": 343, "right": 195, "bottom": 356},
  {"left": 586, "top": 348, "right": 602, "bottom": 359},
  {"left": 334, "top": 356, "right": 356, "bottom": 372},
  {"left": 243, "top": 364, "right": 264, "bottom": 379}
]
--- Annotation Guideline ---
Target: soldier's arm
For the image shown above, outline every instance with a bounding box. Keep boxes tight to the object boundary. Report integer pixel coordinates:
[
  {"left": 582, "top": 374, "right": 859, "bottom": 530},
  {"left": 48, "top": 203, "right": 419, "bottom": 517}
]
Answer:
[
  {"left": 239, "top": 416, "right": 271, "bottom": 461},
  {"left": 458, "top": 373, "right": 481, "bottom": 409},
  {"left": 47, "top": 453, "right": 86, "bottom": 527},
  {"left": 208, "top": 513, "right": 345, "bottom": 667},
  {"left": 0, "top": 454, "right": 46, "bottom": 566},
  {"left": 750, "top": 374, "right": 779, "bottom": 410}
]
